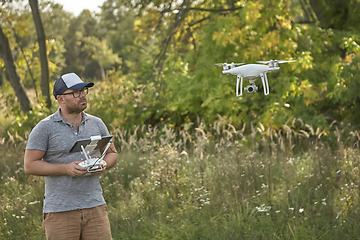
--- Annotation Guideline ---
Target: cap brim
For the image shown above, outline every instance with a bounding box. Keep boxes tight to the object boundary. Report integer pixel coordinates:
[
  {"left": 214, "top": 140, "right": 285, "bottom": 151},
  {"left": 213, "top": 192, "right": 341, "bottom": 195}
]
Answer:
[{"left": 68, "top": 82, "right": 94, "bottom": 90}]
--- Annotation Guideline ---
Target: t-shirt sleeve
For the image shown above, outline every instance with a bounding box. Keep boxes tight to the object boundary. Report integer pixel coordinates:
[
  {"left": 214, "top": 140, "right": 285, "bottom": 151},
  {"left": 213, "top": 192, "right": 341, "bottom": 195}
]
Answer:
[
  {"left": 96, "top": 118, "right": 110, "bottom": 137},
  {"left": 25, "top": 120, "right": 49, "bottom": 151}
]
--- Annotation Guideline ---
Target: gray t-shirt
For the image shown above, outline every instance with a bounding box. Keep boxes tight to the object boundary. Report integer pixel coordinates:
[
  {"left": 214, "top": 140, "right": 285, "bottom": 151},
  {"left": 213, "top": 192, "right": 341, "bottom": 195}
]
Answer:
[{"left": 26, "top": 108, "right": 110, "bottom": 213}]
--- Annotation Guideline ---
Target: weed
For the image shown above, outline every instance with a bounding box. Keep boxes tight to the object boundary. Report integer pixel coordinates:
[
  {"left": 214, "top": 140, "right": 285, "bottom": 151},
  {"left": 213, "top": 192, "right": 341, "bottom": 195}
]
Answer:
[{"left": 2, "top": 120, "right": 360, "bottom": 239}]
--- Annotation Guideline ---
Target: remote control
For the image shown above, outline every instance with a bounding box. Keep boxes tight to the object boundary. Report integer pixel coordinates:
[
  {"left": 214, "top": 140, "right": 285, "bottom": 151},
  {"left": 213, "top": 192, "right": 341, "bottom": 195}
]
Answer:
[{"left": 78, "top": 157, "right": 104, "bottom": 172}]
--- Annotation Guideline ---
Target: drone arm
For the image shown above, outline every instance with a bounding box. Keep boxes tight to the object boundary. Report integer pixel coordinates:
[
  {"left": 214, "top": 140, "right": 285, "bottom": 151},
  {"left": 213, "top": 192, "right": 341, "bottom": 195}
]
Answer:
[
  {"left": 260, "top": 73, "right": 269, "bottom": 96},
  {"left": 236, "top": 75, "right": 243, "bottom": 97}
]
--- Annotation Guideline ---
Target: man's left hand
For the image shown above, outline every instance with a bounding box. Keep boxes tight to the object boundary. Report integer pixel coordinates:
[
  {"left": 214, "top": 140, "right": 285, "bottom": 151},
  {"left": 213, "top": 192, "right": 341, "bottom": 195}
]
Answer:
[{"left": 91, "top": 160, "right": 107, "bottom": 175}]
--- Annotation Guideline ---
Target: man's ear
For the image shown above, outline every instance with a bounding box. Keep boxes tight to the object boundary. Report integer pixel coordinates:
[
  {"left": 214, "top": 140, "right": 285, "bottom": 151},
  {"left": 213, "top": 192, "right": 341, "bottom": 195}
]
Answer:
[{"left": 57, "top": 95, "right": 64, "bottom": 104}]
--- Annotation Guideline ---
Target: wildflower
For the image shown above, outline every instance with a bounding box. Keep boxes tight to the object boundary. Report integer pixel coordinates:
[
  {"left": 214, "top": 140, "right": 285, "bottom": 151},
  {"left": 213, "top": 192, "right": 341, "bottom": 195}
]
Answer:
[
  {"left": 28, "top": 201, "right": 40, "bottom": 205},
  {"left": 299, "top": 208, "right": 304, "bottom": 213},
  {"left": 336, "top": 211, "right": 342, "bottom": 219},
  {"left": 255, "top": 204, "right": 271, "bottom": 212}
]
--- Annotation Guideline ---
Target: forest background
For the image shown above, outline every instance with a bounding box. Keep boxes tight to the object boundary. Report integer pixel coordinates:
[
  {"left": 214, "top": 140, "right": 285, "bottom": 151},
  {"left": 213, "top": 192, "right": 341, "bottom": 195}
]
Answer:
[{"left": 2, "top": 0, "right": 360, "bottom": 239}]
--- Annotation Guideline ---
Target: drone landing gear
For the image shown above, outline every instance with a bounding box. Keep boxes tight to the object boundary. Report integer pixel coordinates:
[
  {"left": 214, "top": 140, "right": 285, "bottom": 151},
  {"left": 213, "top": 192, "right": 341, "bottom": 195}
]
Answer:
[
  {"left": 260, "top": 73, "right": 269, "bottom": 96},
  {"left": 236, "top": 75, "right": 243, "bottom": 97}
]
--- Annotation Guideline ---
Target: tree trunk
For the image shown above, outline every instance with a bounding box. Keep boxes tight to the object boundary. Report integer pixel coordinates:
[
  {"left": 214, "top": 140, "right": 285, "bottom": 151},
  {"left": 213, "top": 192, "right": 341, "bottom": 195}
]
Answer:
[
  {"left": 29, "top": 0, "right": 51, "bottom": 108},
  {"left": 0, "top": 24, "right": 31, "bottom": 113}
]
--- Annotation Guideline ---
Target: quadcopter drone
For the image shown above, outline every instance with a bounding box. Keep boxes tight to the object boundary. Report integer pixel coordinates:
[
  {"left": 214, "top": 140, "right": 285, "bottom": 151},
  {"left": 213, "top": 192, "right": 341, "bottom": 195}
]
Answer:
[{"left": 215, "top": 59, "right": 296, "bottom": 96}]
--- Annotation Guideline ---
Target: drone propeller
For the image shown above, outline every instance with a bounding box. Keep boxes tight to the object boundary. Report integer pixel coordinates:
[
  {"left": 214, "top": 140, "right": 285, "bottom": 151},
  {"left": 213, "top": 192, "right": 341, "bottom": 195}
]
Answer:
[
  {"left": 257, "top": 59, "right": 296, "bottom": 64},
  {"left": 277, "top": 60, "right": 296, "bottom": 64},
  {"left": 214, "top": 62, "right": 245, "bottom": 67}
]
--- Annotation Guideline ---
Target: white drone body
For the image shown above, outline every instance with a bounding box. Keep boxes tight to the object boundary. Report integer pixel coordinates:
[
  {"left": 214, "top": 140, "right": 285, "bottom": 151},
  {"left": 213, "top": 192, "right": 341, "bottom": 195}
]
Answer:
[{"left": 216, "top": 60, "right": 296, "bottom": 96}]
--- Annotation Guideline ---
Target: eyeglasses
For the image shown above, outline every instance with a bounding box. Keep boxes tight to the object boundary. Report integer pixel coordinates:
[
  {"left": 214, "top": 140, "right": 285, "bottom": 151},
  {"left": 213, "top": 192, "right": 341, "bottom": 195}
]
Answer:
[{"left": 61, "top": 88, "right": 89, "bottom": 98}]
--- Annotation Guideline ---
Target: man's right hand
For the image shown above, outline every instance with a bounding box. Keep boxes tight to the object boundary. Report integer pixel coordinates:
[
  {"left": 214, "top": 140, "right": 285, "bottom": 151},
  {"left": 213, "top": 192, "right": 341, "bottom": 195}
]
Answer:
[{"left": 66, "top": 161, "right": 88, "bottom": 177}]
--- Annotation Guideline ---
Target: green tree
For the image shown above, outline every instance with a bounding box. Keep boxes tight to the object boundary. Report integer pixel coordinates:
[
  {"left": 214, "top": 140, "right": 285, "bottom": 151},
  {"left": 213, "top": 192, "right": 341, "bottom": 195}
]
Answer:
[
  {"left": 99, "top": 0, "right": 140, "bottom": 74},
  {"left": 0, "top": 1, "right": 67, "bottom": 113},
  {"left": 3, "top": 0, "right": 360, "bottom": 132},
  {"left": 61, "top": 10, "right": 120, "bottom": 79},
  {"left": 0, "top": 23, "right": 31, "bottom": 113},
  {"left": 118, "top": 0, "right": 360, "bottom": 129},
  {"left": 29, "top": 0, "right": 51, "bottom": 108}
]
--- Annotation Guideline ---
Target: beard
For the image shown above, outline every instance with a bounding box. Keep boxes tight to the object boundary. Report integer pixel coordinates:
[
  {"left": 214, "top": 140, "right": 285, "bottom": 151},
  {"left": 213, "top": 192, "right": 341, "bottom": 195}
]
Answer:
[{"left": 67, "top": 98, "right": 87, "bottom": 114}]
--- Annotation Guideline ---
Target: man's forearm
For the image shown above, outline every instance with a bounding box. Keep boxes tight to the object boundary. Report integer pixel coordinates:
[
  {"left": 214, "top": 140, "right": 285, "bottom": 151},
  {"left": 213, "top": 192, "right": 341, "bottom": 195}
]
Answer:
[
  {"left": 24, "top": 160, "right": 68, "bottom": 176},
  {"left": 103, "top": 152, "right": 118, "bottom": 169}
]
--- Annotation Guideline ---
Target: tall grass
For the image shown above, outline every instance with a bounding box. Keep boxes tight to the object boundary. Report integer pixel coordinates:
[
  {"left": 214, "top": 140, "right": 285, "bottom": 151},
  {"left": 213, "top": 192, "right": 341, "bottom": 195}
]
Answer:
[{"left": 1, "top": 119, "right": 360, "bottom": 239}]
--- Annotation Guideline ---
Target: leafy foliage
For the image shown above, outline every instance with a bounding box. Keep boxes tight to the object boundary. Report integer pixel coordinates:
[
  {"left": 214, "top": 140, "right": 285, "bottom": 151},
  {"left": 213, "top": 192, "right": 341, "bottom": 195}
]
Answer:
[
  {"left": 125, "top": 0, "right": 360, "bottom": 130},
  {"left": 1, "top": 0, "right": 360, "bottom": 137}
]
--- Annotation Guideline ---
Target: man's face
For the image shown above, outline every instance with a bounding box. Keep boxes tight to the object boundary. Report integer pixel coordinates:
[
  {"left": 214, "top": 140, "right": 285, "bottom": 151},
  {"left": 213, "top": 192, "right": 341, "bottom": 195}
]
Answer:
[{"left": 59, "top": 88, "right": 88, "bottom": 114}]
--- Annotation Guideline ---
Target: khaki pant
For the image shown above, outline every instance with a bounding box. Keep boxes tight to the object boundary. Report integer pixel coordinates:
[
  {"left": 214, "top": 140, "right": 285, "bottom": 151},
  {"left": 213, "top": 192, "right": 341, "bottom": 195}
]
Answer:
[{"left": 42, "top": 204, "right": 112, "bottom": 240}]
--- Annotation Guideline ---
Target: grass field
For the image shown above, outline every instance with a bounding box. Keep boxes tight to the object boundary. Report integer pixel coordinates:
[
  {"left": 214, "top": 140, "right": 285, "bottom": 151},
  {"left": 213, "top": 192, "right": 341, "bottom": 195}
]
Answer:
[{"left": 1, "top": 121, "right": 360, "bottom": 239}]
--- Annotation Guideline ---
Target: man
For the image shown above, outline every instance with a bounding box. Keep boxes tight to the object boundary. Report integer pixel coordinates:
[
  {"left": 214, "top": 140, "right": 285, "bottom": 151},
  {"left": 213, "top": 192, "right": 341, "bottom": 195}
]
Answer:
[{"left": 24, "top": 73, "right": 118, "bottom": 240}]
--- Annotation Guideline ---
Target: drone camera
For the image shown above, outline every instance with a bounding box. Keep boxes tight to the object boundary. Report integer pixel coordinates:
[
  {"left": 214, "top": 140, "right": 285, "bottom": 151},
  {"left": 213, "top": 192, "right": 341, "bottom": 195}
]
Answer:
[{"left": 244, "top": 85, "right": 258, "bottom": 93}]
